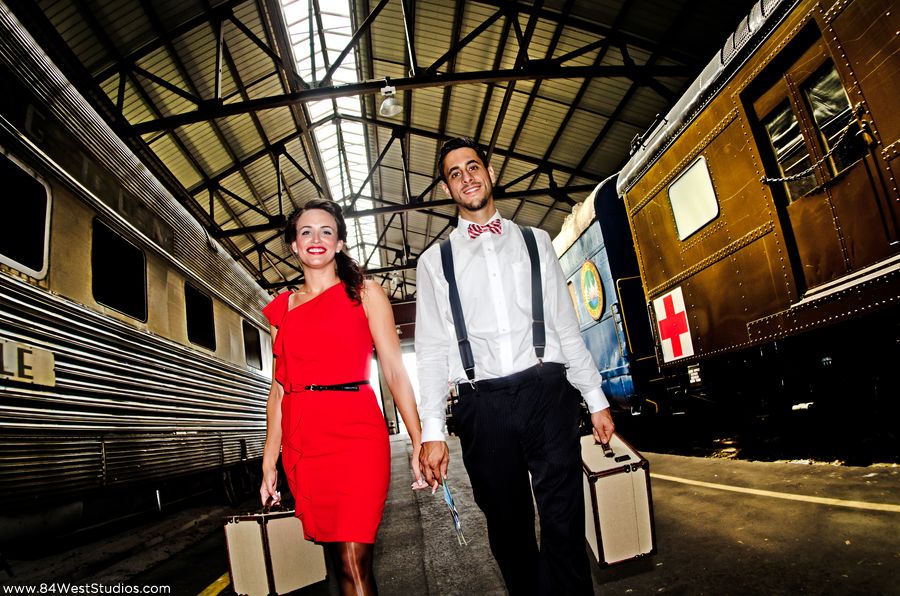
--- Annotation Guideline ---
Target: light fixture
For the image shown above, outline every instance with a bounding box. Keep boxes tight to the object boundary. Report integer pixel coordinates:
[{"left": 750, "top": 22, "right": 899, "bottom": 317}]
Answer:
[
  {"left": 389, "top": 271, "right": 402, "bottom": 291},
  {"left": 379, "top": 79, "right": 402, "bottom": 118}
]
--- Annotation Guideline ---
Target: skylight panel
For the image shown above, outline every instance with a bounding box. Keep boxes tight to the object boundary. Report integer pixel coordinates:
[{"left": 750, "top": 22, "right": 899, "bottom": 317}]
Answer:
[{"left": 280, "top": 0, "right": 380, "bottom": 268}]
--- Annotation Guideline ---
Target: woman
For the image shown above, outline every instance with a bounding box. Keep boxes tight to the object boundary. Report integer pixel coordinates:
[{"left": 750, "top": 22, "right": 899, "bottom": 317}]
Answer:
[{"left": 259, "top": 198, "right": 427, "bottom": 595}]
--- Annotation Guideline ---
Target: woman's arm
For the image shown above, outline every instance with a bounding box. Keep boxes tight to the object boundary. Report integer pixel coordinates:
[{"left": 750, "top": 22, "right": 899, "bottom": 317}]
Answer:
[
  {"left": 362, "top": 280, "right": 425, "bottom": 487},
  {"left": 260, "top": 324, "right": 284, "bottom": 505}
]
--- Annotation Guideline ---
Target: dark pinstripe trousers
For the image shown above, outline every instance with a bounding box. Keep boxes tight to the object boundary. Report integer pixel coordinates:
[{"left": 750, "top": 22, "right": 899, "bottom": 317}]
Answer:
[{"left": 453, "top": 362, "right": 593, "bottom": 596}]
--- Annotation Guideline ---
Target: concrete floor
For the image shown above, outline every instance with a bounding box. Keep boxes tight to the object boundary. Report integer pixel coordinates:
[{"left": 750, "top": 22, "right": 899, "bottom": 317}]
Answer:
[{"left": 4, "top": 435, "right": 898, "bottom": 595}]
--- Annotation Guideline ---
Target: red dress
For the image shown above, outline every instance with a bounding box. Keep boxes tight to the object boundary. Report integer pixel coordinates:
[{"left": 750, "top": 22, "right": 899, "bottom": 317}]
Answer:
[{"left": 263, "top": 283, "right": 389, "bottom": 543}]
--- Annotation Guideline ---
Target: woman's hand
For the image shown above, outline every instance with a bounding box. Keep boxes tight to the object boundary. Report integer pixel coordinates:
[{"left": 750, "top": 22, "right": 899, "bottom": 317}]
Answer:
[
  {"left": 410, "top": 442, "right": 429, "bottom": 491},
  {"left": 260, "top": 466, "right": 280, "bottom": 506}
]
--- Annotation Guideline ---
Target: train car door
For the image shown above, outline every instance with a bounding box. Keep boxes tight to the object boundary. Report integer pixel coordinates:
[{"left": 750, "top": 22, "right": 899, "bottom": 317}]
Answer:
[{"left": 748, "top": 31, "right": 897, "bottom": 294}]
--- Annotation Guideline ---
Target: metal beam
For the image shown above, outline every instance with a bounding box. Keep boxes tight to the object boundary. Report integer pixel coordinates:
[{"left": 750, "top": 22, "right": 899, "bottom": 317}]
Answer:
[
  {"left": 424, "top": 6, "right": 504, "bottom": 75},
  {"left": 334, "top": 113, "right": 603, "bottom": 180},
  {"left": 344, "top": 184, "right": 595, "bottom": 218},
  {"left": 474, "top": 0, "right": 709, "bottom": 66},
  {"left": 400, "top": 0, "right": 419, "bottom": 76},
  {"left": 128, "top": 63, "right": 695, "bottom": 134},
  {"left": 320, "top": 0, "right": 391, "bottom": 86},
  {"left": 212, "top": 216, "right": 287, "bottom": 239}
]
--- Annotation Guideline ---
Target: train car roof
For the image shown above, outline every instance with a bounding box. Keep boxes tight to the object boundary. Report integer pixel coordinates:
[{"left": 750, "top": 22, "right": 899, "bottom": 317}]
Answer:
[
  {"left": 0, "top": 11, "right": 273, "bottom": 324},
  {"left": 552, "top": 174, "right": 620, "bottom": 258},
  {"left": 616, "top": 0, "right": 798, "bottom": 196}
]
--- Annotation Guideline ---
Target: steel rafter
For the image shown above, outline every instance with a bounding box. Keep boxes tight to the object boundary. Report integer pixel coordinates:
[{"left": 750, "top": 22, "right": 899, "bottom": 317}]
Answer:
[
  {"left": 565, "top": 0, "right": 703, "bottom": 188},
  {"left": 485, "top": 0, "right": 545, "bottom": 163},
  {"left": 473, "top": 18, "right": 512, "bottom": 145},
  {"left": 512, "top": 0, "right": 620, "bottom": 223},
  {"left": 545, "top": 0, "right": 704, "bottom": 230},
  {"left": 492, "top": 0, "right": 569, "bottom": 182},
  {"left": 344, "top": 183, "right": 595, "bottom": 218},
  {"left": 127, "top": 61, "right": 695, "bottom": 135},
  {"left": 262, "top": 0, "right": 333, "bottom": 201},
  {"left": 475, "top": 0, "right": 710, "bottom": 66},
  {"left": 320, "top": 0, "right": 391, "bottom": 86},
  {"left": 332, "top": 113, "right": 603, "bottom": 180},
  {"left": 135, "top": 0, "right": 274, "bottom": 281}
]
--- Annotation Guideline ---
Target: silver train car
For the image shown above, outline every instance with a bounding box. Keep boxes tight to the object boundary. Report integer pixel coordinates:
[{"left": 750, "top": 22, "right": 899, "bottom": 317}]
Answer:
[{"left": 0, "top": 8, "right": 272, "bottom": 541}]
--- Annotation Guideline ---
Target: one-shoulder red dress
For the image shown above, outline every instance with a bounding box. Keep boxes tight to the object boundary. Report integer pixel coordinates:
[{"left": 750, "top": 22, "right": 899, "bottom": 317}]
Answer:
[{"left": 263, "top": 283, "right": 389, "bottom": 543}]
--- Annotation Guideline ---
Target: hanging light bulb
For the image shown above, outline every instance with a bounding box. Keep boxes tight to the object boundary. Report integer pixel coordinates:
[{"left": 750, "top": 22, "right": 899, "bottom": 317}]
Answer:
[
  {"left": 379, "top": 80, "right": 402, "bottom": 118},
  {"left": 389, "top": 271, "right": 402, "bottom": 291}
]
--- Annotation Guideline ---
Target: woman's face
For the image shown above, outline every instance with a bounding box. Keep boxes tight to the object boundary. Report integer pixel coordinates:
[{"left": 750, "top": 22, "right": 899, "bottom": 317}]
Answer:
[{"left": 291, "top": 209, "right": 344, "bottom": 270}]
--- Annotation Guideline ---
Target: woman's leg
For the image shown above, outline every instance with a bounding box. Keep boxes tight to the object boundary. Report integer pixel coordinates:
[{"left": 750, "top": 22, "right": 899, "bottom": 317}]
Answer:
[{"left": 325, "top": 541, "right": 377, "bottom": 596}]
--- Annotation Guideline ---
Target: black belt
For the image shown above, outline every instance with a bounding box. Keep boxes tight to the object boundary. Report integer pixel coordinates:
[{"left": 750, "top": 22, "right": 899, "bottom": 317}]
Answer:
[
  {"left": 286, "top": 380, "right": 369, "bottom": 393},
  {"left": 455, "top": 362, "right": 564, "bottom": 397}
]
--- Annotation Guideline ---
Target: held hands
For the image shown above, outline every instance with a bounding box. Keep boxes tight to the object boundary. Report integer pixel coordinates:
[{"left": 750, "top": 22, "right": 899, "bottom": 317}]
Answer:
[
  {"left": 591, "top": 408, "right": 615, "bottom": 445},
  {"left": 419, "top": 441, "right": 450, "bottom": 494},
  {"left": 410, "top": 441, "right": 429, "bottom": 491}
]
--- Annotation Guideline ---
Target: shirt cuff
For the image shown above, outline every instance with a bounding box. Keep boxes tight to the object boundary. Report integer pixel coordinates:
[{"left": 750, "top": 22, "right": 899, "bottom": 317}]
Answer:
[
  {"left": 582, "top": 387, "right": 611, "bottom": 413},
  {"left": 421, "top": 417, "right": 448, "bottom": 442}
]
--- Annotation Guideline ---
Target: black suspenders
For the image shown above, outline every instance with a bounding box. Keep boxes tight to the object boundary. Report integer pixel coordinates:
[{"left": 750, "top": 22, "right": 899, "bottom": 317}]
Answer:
[{"left": 439, "top": 224, "right": 545, "bottom": 381}]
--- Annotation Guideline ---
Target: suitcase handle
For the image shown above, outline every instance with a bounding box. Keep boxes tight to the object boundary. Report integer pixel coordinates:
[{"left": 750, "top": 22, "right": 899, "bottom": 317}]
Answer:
[
  {"left": 263, "top": 494, "right": 285, "bottom": 513},
  {"left": 597, "top": 441, "right": 615, "bottom": 458}
]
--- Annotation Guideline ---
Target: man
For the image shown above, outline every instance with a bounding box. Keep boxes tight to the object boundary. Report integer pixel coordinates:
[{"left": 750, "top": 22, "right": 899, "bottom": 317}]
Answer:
[{"left": 415, "top": 137, "right": 615, "bottom": 595}]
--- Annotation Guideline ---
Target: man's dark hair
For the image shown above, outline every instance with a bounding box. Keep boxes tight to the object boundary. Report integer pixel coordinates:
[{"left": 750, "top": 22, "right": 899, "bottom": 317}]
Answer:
[{"left": 437, "top": 137, "right": 489, "bottom": 183}]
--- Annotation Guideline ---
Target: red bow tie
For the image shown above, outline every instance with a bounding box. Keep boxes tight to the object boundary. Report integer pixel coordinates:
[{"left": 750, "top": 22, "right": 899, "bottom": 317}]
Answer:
[{"left": 468, "top": 220, "right": 502, "bottom": 239}]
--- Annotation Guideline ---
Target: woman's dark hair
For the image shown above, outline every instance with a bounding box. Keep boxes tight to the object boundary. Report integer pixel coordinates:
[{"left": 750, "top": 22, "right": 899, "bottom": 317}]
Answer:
[
  {"left": 437, "top": 137, "right": 489, "bottom": 183},
  {"left": 284, "top": 199, "right": 364, "bottom": 304}
]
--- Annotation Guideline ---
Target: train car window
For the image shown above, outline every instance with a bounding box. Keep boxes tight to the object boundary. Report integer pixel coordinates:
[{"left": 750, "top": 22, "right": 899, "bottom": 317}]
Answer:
[
  {"left": 92, "top": 219, "right": 147, "bottom": 321},
  {"left": 242, "top": 320, "right": 262, "bottom": 370},
  {"left": 803, "top": 65, "right": 866, "bottom": 175},
  {"left": 0, "top": 152, "right": 51, "bottom": 278},
  {"left": 762, "top": 102, "right": 816, "bottom": 201},
  {"left": 185, "top": 282, "right": 216, "bottom": 351},
  {"left": 667, "top": 156, "right": 719, "bottom": 240}
]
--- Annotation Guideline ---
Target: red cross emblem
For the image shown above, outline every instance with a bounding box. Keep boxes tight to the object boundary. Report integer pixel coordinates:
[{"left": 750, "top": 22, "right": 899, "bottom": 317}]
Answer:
[{"left": 653, "top": 287, "right": 694, "bottom": 362}]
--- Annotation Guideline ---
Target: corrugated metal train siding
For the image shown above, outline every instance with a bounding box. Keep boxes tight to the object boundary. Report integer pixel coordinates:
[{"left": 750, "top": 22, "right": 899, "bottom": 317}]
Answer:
[{"left": 0, "top": 274, "right": 267, "bottom": 504}]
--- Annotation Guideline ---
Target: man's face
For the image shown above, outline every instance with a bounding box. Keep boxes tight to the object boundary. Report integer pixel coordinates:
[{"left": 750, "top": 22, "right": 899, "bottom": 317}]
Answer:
[{"left": 440, "top": 147, "right": 495, "bottom": 214}]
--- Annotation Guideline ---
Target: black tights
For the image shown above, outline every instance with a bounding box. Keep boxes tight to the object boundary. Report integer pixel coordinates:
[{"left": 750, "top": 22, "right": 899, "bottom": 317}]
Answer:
[{"left": 325, "top": 542, "right": 377, "bottom": 596}]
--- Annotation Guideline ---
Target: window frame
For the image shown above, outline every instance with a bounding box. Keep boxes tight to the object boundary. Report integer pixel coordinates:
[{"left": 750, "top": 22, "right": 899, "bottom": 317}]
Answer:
[
  {"left": 184, "top": 281, "right": 217, "bottom": 351},
  {"left": 667, "top": 155, "right": 720, "bottom": 241},
  {"left": 242, "top": 319, "right": 263, "bottom": 370},
  {"left": 0, "top": 150, "right": 52, "bottom": 279},
  {"left": 91, "top": 218, "right": 148, "bottom": 322},
  {"left": 750, "top": 34, "right": 864, "bottom": 203}
]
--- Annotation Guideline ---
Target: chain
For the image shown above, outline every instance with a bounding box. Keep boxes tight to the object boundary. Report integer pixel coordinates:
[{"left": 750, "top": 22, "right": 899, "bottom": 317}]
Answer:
[{"left": 760, "top": 109, "right": 860, "bottom": 185}]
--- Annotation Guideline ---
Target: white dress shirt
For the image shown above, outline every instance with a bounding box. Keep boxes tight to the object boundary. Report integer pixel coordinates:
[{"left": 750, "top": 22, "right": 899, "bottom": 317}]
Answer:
[{"left": 415, "top": 212, "right": 610, "bottom": 442}]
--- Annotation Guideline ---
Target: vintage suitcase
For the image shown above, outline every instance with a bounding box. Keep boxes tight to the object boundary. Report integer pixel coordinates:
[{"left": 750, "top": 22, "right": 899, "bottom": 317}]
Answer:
[
  {"left": 225, "top": 509, "right": 327, "bottom": 595},
  {"left": 581, "top": 433, "right": 656, "bottom": 566}
]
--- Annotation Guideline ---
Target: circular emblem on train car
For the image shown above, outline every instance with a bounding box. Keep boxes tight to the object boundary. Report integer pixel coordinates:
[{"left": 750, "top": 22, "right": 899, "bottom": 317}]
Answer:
[{"left": 580, "top": 260, "right": 604, "bottom": 320}]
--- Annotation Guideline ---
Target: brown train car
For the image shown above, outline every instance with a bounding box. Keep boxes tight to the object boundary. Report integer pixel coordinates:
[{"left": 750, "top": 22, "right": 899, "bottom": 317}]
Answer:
[{"left": 616, "top": 0, "right": 899, "bottom": 416}]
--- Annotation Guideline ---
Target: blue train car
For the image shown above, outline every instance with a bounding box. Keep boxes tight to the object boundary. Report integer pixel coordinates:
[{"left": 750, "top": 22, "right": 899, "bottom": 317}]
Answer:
[{"left": 553, "top": 177, "right": 657, "bottom": 415}]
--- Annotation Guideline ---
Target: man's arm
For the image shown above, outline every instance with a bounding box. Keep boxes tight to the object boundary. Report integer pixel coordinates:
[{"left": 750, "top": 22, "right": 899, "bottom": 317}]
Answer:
[{"left": 414, "top": 253, "right": 451, "bottom": 486}]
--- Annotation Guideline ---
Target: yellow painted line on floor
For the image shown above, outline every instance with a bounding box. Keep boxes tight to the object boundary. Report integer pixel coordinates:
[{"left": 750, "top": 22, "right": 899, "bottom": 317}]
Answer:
[
  {"left": 197, "top": 572, "right": 230, "bottom": 596},
  {"left": 650, "top": 473, "right": 900, "bottom": 513}
]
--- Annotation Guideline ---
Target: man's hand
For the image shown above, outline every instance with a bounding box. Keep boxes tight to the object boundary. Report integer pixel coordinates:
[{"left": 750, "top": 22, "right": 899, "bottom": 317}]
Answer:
[
  {"left": 419, "top": 440, "right": 450, "bottom": 492},
  {"left": 591, "top": 408, "right": 615, "bottom": 445}
]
